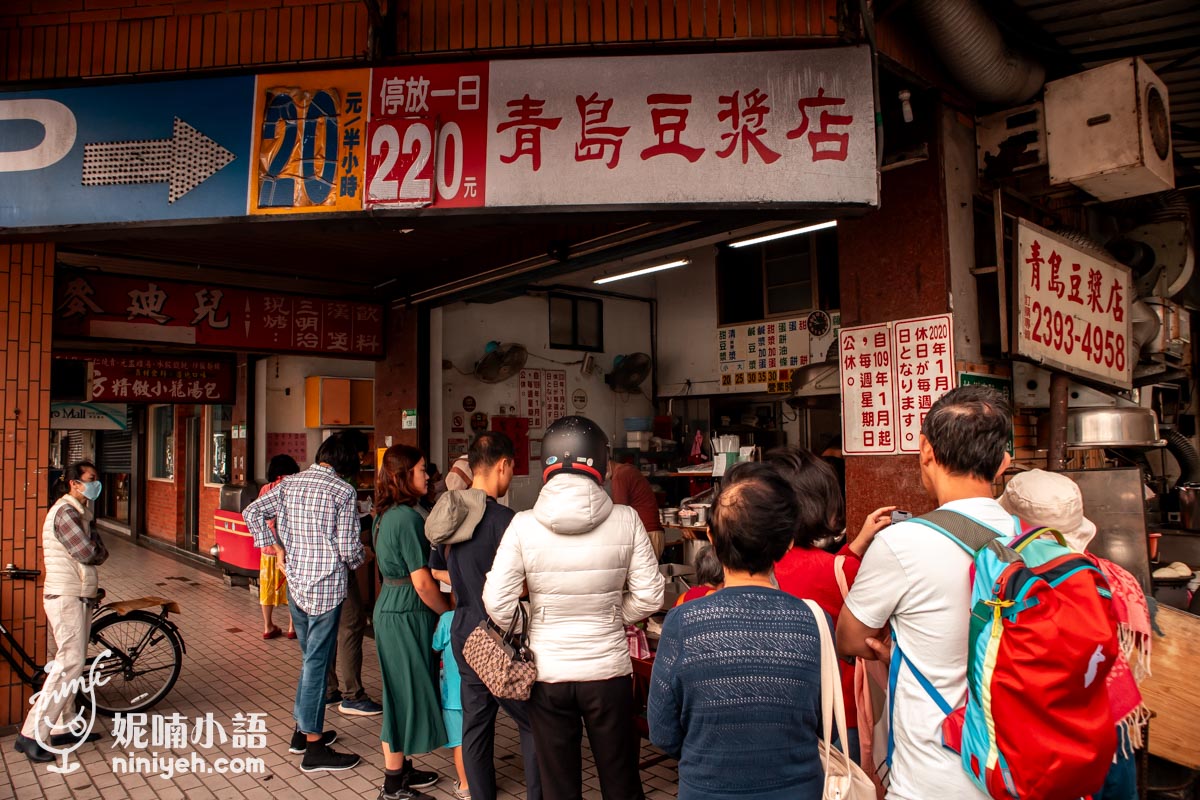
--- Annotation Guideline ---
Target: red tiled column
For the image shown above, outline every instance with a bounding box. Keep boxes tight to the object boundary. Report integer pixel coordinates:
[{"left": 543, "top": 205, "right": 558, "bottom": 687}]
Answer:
[{"left": 0, "top": 243, "right": 54, "bottom": 728}]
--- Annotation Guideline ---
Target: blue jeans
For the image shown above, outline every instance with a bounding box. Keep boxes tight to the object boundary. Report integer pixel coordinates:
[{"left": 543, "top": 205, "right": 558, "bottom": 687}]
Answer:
[{"left": 290, "top": 599, "right": 342, "bottom": 735}]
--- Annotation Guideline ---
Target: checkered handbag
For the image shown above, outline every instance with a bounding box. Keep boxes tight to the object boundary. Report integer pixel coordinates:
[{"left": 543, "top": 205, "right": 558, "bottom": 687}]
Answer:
[{"left": 462, "top": 603, "right": 537, "bottom": 700}]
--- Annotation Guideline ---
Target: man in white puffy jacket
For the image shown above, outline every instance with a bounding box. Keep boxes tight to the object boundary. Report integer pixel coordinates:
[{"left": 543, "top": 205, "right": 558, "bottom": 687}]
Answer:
[{"left": 483, "top": 415, "right": 664, "bottom": 800}]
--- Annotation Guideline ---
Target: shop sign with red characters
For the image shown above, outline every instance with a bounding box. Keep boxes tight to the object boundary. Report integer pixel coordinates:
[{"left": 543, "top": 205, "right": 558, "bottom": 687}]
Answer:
[
  {"left": 893, "top": 315, "right": 954, "bottom": 452},
  {"left": 485, "top": 48, "right": 875, "bottom": 208},
  {"left": 90, "top": 357, "right": 234, "bottom": 403},
  {"left": 55, "top": 271, "right": 384, "bottom": 357},
  {"left": 366, "top": 63, "right": 489, "bottom": 208},
  {"left": 839, "top": 313, "right": 956, "bottom": 455},
  {"left": 1015, "top": 220, "right": 1133, "bottom": 390}
]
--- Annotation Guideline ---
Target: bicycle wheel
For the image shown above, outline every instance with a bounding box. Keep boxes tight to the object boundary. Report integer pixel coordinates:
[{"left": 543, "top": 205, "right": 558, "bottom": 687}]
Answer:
[{"left": 86, "top": 610, "right": 183, "bottom": 716}]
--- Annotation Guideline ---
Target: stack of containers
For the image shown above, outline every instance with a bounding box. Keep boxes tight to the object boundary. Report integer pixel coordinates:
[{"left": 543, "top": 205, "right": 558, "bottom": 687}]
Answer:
[{"left": 625, "top": 417, "right": 653, "bottom": 451}]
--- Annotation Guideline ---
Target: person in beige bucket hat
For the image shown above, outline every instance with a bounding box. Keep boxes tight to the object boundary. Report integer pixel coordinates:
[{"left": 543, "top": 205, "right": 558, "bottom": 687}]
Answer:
[
  {"left": 1000, "top": 468, "right": 1151, "bottom": 800},
  {"left": 998, "top": 469, "right": 1097, "bottom": 553}
]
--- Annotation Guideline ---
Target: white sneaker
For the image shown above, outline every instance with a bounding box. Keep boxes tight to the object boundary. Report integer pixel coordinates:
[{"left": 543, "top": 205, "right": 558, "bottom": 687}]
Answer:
[{"left": 453, "top": 780, "right": 472, "bottom": 800}]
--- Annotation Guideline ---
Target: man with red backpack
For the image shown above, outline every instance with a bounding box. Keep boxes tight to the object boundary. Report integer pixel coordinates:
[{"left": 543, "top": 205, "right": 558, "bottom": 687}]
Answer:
[{"left": 837, "top": 386, "right": 1118, "bottom": 800}]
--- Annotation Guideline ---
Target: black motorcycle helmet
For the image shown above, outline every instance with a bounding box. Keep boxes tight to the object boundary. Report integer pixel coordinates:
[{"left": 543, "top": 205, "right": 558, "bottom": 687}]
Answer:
[{"left": 541, "top": 415, "right": 609, "bottom": 485}]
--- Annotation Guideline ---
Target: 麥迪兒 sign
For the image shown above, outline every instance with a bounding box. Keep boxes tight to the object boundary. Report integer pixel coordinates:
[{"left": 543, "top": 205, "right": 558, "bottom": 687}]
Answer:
[{"left": 54, "top": 271, "right": 384, "bottom": 357}]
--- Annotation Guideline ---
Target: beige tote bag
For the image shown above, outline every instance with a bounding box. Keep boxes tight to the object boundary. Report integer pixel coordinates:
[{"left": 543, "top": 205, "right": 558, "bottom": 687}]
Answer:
[{"left": 802, "top": 599, "right": 877, "bottom": 800}]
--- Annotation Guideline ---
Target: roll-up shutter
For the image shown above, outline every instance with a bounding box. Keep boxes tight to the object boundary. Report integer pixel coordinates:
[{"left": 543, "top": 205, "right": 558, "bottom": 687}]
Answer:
[{"left": 96, "top": 408, "right": 133, "bottom": 471}]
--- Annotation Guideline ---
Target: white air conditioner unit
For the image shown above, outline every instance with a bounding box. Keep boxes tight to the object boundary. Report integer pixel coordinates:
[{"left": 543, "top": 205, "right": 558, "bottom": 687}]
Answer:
[{"left": 1045, "top": 58, "right": 1173, "bottom": 201}]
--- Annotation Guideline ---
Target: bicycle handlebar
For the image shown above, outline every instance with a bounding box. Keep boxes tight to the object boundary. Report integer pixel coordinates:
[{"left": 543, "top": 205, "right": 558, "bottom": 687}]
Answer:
[{"left": 2, "top": 564, "right": 41, "bottom": 580}]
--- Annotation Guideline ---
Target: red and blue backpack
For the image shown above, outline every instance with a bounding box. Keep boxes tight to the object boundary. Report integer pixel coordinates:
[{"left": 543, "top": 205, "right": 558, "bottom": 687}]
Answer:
[{"left": 891, "top": 510, "right": 1119, "bottom": 800}]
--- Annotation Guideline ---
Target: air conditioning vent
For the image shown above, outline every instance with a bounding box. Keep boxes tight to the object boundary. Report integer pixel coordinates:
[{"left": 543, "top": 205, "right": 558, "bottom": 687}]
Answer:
[{"left": 1045, "top": 58, "right": 1174, "bottom": 201}]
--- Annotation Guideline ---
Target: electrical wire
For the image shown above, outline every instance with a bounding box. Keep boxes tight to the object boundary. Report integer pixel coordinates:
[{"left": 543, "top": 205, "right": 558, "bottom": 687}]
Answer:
[{"left": 527, "top": 353, "right": 584, "bottom": 366}]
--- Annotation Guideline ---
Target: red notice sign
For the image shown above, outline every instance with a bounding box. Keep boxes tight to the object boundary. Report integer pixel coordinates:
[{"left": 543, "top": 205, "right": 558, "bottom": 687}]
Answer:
[
  {"left": 55, "top": 272, "right": 385, "bottom": 357},
  {"left": 89, "top": 357, "right": 234, "bottom": 403}
]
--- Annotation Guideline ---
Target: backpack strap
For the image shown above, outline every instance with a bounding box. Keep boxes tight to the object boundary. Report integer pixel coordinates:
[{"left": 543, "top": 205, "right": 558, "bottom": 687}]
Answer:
[
  {"left": 887, "top": 629, "right": 953, "bottom": 766},
  {"left": 1010, "top": 524, "right": 1069, "bottom": 553},
  {"left": 910, "top": 509, "right": 1005, "bottom": 555},
  {"left": 883, "top": 633, "right": 955, "bottom": 767}
]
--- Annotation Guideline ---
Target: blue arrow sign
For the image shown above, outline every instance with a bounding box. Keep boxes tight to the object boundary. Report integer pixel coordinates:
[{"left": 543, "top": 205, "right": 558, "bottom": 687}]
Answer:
[{"left": 0, "top": 77, "right": 253, "bottom": 229}]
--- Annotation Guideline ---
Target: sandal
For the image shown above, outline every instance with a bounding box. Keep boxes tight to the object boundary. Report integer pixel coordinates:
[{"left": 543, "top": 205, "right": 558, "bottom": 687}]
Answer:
[{"left": 263, "top": 626, "right": 283, "bottom": 640}]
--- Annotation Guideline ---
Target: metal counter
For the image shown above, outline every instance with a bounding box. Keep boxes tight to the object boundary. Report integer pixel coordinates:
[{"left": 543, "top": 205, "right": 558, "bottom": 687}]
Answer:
[{"left": 1060, "top": 467, "right": 1153, "bottom": 594}]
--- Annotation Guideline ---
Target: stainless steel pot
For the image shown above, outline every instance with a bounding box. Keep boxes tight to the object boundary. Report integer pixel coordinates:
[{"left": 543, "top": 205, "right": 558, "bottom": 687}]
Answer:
[
  {"left": 1064, "top": 407, "right": 1163, "bottom": 449},
  {"left": 1178, "top": 483, "right": 1200, "bottom": 531}
]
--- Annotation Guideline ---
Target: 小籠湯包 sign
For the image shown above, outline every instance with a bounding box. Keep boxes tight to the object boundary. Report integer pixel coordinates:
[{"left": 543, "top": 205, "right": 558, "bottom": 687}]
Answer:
[
  {"left": 1015, "top": 219, "right": 1134, "bottom": 391},
  {"left": 88, "top": 357, "right": 234, "bottom": 404},
  {"left": 0, "top": 48, "right": 876, "bottom": 229}
]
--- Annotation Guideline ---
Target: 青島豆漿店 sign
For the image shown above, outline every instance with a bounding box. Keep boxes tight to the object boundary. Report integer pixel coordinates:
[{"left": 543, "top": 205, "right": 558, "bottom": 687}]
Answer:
[
  {"left": 54, "top": 271, "right": 384, "bottom": 357},
  {"left": 1015, "top": 219, "right": 1134, "bottom": 391},
  {"left": 483, "top": 48, "right": 877, "bottom": 207},
  {"left": 0, "top": 47, "right": 876, "bottom": 229}
]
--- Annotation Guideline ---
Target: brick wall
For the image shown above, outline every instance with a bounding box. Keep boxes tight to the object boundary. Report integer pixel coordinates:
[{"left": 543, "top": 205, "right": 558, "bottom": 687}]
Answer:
[
  {"left": 0, "top": 0, "right": 368, "bottom": 82},
  {"left": 397, "top": 0, "right": 841, "bottom": 53},
  {"left": 838, "top": 153, "right": 950, "bottom": 530},
  {"left": 198, "top": 484, "right": 220, "bottom": 555},
  {"left": 145, "top": 477, "right": 178, "bottom": 544},
  {"left": 0, "top": 244, "right": 54, "bottom": 728}
]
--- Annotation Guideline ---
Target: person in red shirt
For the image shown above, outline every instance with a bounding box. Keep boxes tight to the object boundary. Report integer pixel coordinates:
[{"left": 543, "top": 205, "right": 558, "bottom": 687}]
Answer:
[
  {"left": 674, "top": 545, "right": 724, "bottom": 607},
  {"left": 606, "top": 460, "right": 665, "bottom": 558},
  {"left": 766, "top": 447, "right": 894, "bottom": 765}
]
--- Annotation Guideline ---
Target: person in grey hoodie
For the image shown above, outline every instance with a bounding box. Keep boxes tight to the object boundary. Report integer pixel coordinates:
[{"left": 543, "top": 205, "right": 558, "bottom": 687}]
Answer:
[{"left": 483, "top": 416, "right": 664, "bottom": 800}]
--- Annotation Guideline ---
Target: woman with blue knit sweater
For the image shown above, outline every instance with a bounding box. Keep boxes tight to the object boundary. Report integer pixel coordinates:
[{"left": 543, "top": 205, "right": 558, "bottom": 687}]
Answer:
[{"left": 648, "top": 461, "right": 826, "bottom": 800}]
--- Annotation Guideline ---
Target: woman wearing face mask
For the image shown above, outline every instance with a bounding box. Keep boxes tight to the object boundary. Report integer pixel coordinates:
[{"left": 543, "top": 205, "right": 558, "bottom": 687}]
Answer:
[{"left": 14, "top": 460, "right": 110, "bottom": 764}]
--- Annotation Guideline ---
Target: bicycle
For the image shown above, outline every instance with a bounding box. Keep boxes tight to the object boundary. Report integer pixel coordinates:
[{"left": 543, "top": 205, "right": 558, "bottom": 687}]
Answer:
[{"left": 1, "top": 564, "right": 186, "bottom": 716}]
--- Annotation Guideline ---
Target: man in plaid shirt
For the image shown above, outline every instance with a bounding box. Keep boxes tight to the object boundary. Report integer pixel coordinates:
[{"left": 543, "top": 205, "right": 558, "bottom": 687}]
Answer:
[{"left": 244, "top": 431, "right": 366, "bottom": 773}]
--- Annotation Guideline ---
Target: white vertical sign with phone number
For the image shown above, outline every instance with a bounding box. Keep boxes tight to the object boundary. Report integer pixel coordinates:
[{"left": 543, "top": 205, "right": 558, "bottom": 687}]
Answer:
[{"left": 1015, "top": 219, "right": 1133, "bottom": 391}]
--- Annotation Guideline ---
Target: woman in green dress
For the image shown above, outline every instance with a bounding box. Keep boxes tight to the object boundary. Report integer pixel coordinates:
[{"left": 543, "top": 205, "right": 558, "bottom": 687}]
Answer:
[{"left": 374, "top": 445, "right": 450, "bottom": 800}]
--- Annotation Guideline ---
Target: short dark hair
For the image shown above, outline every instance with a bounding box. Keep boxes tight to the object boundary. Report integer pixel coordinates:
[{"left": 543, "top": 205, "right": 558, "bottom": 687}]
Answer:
[
  {"left": 314, "top": 431, "right": 363, "bottom": 478},
  {"left": 709, "top": 461, "right": 798, "bottom": 574},
  {"left": 693, "top": 545, "right": 725, "bottom": 587},
  {"left": 468, "top": 431, "right": 514, "bottom": 472},
  {"left": 921, "top": 385, "right": 1012, "bottom": 482},
  {"left": 267, "top": 454, "right": 300, "bottom": 483},
  {"left": 764, "top": 447, "right": 845, "bottom": 548}
]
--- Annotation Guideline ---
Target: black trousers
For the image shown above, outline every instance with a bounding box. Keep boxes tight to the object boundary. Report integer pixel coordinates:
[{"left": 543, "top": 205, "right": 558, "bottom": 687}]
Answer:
[
  {"left": 456, "top": 640, "right": 543, "bottom": 800},
  {"left": 528, "top": 677, "right": 645, "bottom": 800}
]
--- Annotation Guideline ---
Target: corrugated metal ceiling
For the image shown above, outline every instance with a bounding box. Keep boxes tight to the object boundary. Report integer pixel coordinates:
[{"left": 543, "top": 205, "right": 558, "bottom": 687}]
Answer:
[{"left": 1010, "top": 0, "right": 1200, "bottom": 184}]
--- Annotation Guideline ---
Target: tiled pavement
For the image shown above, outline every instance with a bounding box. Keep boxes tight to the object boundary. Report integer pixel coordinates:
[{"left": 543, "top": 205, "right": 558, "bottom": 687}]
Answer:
[{"left": 1, "top": 535, "right": 680, "bottom": 799}]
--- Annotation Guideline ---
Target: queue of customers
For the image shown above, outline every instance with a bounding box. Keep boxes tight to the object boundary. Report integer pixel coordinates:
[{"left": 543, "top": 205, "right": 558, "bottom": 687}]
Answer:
[{"left": 242, "top": 387, "right": 1147, "bottom": 800}]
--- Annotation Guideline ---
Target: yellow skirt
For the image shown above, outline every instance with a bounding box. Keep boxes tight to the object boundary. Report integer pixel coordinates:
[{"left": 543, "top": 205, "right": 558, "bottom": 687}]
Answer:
[{"left": 259, "top": 554, "right": 288, "bottom": 606}]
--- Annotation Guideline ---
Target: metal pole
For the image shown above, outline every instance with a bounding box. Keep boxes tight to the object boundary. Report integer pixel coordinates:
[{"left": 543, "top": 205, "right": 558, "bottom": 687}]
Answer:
[
  {"left": 1047, "top": 372, "right": 1070, "bottom": 471},
  {"left": 994, "top": 187, "right": 1010, "bottom": 355}
]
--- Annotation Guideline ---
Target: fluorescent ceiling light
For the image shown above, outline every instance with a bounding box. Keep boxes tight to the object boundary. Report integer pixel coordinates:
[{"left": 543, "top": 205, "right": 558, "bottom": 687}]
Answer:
[
  {"left": 728, "top": 220, "right": 838, "bottom": 248},
  {"left": 593, "top": 258, "right": 690, "bottom": 285}
]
